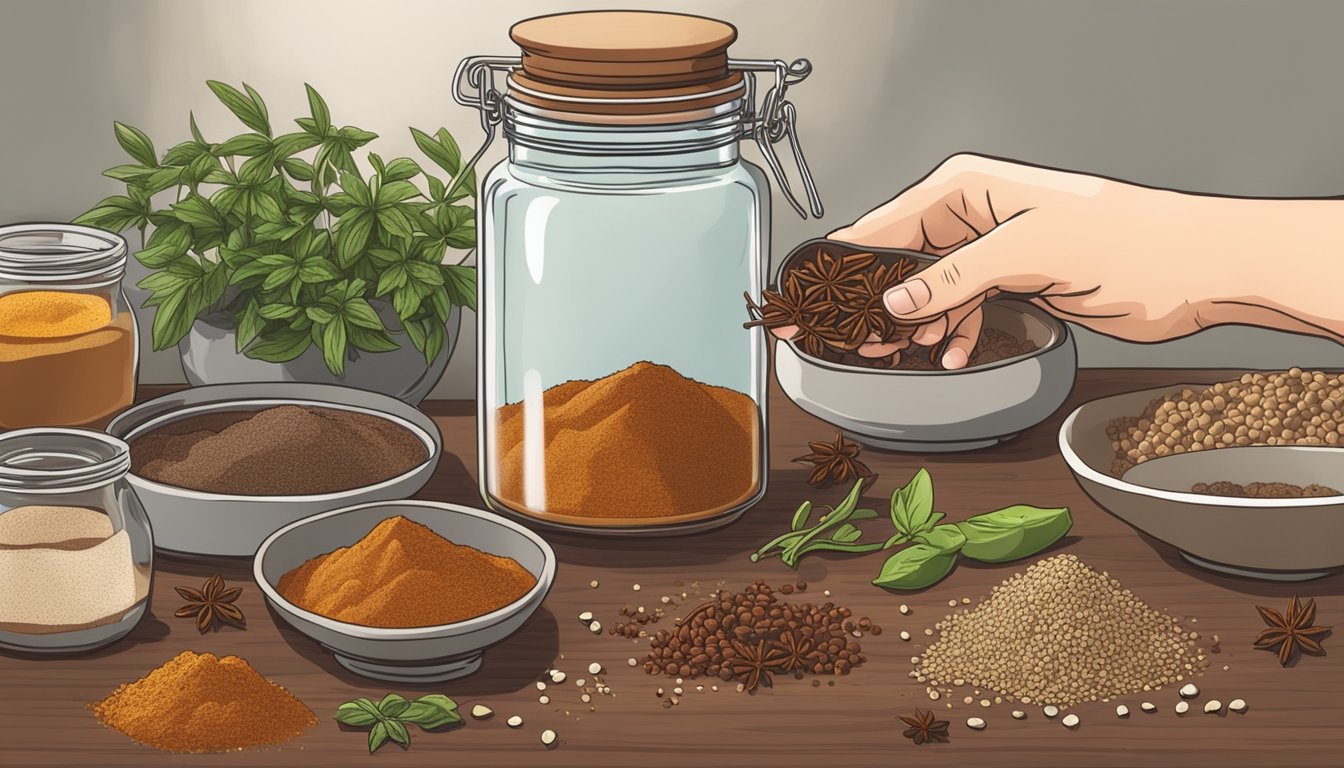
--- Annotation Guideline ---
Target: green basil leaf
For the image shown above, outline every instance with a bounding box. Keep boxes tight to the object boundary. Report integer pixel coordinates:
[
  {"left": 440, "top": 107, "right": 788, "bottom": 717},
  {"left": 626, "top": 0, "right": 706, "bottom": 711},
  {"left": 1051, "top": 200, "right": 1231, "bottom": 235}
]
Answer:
[
  {"left": 113, "top": 121, "right": 157, "bottom": 167},
  {"left": 332, "top": 701, "right": 379, "bottom": 727},
  {"left": 305, "top": 306, "right": 336, "bottom": 325},
  {"left": 242, "top": 82, "right": 271, "bottom": 136},
  {"left": 913, "top": 523, "right": 967, "bottom": 554},
  {"left": 214, "top": 132, "right": 272, "bottom": 158},
  {"left": 339, "top": 125, "right": 379, "bottom": 146},
  {"left": 442, "top": 264, "right": 476, "bottom": 311},
  {"left": 956, "top": 505, "right": 1073, "bottom": 563},
  {"left": 189, "top": 111, "right": 206, "bottom": 144},
  {"left": 384, "top": 719, "right": 410, "bottom": 748},
  {"left": 425, "top": 174, "right": 446, "bottom": 202},
  {"left": 377, "top": 180, "right": 421, "bottom": 205},
  {"left": 342, "top": 297, "right": 383, "bottom": 330},
  {"left": 170, "top": 196, "right": 222, "bottom": 229},
  {"left": 322, "top": 317, "right": 347, "bottom": 375},
  {"left": 405, "top": 260, "right": 444, "bottom": 286},
  {"left": 208, "top": 80, "right": 270, "bottom": 135},
  {"left": 161, "top": 140, "right": 208, "bottom": 166},
  {"left": 890, "top": 468, "right": 934, "bottom": 536},
  {"left": 403, "top": 695, "right": 460, "bottom": 728},
  {"left": 298, "top": 257, "right": 338, "bottom": 283},
  {"left": 376, "top": 263, "right": 408, "bottom": 295},
  {"left": 102, "top": 164, "right": 158, "bottom": 182},
  {"left": 872, "top": 544, "right": 959, "bottom": 591},
  {"left": 147, "top": 283, "right": 198, "bottom": 350},
  {"left": 305, "top": 83, "right": 331, "bottom": 135},
  {"left": 410, "top": 126, "right": 459, "bottom": 175},
  {"left": 422, "top": 321, "right": 446, "bottom": 365},
  {"left": 383, "top": 157, "right": 422, "bottom": 183},
  {"left": 790, "top": 500, "right": 812, "bottom": 532},
  {"left": 238, "top": 154, "right": 273, "bottom": 184},
  {"left": 335, "top": 211, "right": 373, "bottom": 267},
  {"left": 377, "top": 694, "right": 411, "bottom": 719},
  {"left": 259, "top": 303, "right": 300, "bottom": 320},
  {"left": 235, "top": 298, "right": 263, "bottom": 352},
  {"left": 339, "top": 171, "right": 371, "bottom": 207},
  {"left": 367, "top": 721, "right": 390, "bottom": 754},
  {"left": 348, "top": 325, "right": 400, "bottom": 353},
  {"left": 245, "top": 326, "right": 310, "bottom": 363},
  {"left": 281, "top": 157, "right": 315, "bottom": 182}
]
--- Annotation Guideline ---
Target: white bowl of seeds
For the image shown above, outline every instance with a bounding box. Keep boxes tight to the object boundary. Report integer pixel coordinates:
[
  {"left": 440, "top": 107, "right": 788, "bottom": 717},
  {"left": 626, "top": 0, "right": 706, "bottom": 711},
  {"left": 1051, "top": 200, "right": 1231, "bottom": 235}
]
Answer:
[{"left": 1060, "top": 371, "right": 1344, "bottom": 580}]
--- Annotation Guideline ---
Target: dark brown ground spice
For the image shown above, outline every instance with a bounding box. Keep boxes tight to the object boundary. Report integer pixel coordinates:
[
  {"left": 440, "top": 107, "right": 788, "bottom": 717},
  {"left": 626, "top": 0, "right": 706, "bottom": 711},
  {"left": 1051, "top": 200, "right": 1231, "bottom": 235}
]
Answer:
[
  {"left": 1192, "top": 480, "right": 1341, "bottom": 498},
  {"left": 845, "top": 327, "right": 1038, "bottom": 371},
  {"left": 130, "top": 405, "right": 426, "bottom": 495},
  {"left": 640, "top": 580, "right": 875, "bottom": 693}
]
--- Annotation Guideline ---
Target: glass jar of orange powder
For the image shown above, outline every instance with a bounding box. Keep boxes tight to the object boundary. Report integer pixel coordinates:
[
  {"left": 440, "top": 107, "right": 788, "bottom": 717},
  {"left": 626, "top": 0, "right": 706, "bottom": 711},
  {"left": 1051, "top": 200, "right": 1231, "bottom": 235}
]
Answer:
[{"left": 0, "top": 224, "right": 138, "bottom": 428}]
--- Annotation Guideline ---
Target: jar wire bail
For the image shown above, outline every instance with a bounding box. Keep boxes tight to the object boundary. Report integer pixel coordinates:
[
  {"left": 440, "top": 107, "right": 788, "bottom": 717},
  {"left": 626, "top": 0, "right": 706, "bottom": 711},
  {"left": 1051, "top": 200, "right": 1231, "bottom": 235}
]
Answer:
[{"left": 452, "top": 56, "right": 824, "bottom": 219}]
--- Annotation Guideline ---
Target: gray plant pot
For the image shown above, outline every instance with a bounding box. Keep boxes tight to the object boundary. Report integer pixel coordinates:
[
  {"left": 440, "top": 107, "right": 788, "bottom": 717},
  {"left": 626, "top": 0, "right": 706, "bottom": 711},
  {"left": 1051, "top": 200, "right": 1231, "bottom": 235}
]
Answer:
[{"left": 178, "top": 299, "right": 460, "bottom": 405}]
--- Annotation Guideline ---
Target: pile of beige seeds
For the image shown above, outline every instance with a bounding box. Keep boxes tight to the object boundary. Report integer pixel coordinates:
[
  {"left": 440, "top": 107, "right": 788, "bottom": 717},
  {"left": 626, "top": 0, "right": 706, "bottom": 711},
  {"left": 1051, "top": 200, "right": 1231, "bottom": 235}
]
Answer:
[
  {"left": 914, "top": 554, "right": 1207, "bottom": 707},
  {"left": 1107, "top": 368, "right": 1344, "bottom": 475}
]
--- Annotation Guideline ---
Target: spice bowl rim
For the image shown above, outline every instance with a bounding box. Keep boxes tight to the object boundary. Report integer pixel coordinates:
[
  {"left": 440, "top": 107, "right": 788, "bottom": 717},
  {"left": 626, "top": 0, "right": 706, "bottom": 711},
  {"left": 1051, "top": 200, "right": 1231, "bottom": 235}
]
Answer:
[
  {"left": 107, "top": 393, "right": 438, "bottom": 503},
  {"left": 776, "top": 238, "right": 1068, "bottom": 375},
  {"left": 252, "top": 499, "right": 557, "bottom": 639}
]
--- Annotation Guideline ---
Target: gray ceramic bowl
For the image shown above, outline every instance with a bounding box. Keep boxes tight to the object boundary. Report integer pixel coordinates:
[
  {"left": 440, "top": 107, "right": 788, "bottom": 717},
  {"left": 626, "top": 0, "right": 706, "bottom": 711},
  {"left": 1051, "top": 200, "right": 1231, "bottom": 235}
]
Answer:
[
  {"left": 773, "top": 241, "right": 1077, "bottom": 451},
  {"left": 254, "top": 500, "right": 555, "bottom": 683},
  {"left": 105, "top": 383, "right": 441, "bottom": 558},
  {"left": 1060, "top": 384, "right": 1344, "bottom": 580}
]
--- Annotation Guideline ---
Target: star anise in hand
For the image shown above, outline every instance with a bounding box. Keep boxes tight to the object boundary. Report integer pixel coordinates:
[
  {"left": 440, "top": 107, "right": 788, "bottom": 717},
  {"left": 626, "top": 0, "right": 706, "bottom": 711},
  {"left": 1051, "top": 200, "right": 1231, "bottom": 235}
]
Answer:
[
  {"left": 729, "top": 639, "right": 788, "bottom": 693},
  {"left": 174, "top": 574, "right": 246, "bottom": 634},
  {"left": 899, "top": 708, "right": 950, "bottom": 745},
  {"left": 794, "top": 249, "right": 876, "bottom": 305},
  {"left": 794, "top": 432, "right": 877, "bottom": 489},
  {"left": 1254, "top": 594, "right": 1330, "bottom": 666}
]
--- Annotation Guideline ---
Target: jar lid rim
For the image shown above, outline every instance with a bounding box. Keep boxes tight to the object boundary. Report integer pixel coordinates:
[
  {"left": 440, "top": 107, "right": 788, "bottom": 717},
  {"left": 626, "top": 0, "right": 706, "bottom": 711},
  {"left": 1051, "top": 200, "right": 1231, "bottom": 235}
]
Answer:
[
  {"left": 0, "top": 223, "right": 128, "bottom": 282},
  {"left": 0, "top": 427, "right": 131, "bottom": 492}
]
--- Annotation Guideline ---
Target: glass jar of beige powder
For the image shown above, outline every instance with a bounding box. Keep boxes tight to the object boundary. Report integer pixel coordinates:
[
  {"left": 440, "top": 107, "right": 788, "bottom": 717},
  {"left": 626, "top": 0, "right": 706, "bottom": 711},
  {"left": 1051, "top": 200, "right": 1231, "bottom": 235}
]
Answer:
[{"left": 0, "top": 428, "right": 152, "bottom": 654}]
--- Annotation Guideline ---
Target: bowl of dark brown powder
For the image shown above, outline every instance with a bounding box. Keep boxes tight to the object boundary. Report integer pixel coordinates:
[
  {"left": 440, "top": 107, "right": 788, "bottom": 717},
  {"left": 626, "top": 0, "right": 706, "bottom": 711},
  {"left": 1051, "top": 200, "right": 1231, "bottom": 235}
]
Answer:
[{"left": 106, "top": 383, "right": 441, "bottom": 558}]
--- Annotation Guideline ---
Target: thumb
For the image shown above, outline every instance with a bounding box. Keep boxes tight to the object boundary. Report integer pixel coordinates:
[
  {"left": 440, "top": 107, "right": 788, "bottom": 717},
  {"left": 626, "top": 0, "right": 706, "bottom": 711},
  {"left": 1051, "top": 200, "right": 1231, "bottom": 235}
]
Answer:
[{"left": 882, "top": 229, "right": 1053, "bottom": 322}]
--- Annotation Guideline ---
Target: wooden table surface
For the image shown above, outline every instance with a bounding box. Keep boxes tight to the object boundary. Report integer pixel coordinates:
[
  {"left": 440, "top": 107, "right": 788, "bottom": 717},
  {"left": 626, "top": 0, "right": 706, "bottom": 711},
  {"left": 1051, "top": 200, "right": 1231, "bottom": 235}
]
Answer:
[{"left": 2, "top": 370, "right": 1340, "bottom": 768}]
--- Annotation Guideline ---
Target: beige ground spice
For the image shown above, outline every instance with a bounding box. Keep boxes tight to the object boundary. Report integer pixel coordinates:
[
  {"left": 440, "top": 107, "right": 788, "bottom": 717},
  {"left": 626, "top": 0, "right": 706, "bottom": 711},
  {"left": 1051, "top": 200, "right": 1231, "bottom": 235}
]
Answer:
[{"left": 915, "top": 554, "right": 1207, "bottom": 707}]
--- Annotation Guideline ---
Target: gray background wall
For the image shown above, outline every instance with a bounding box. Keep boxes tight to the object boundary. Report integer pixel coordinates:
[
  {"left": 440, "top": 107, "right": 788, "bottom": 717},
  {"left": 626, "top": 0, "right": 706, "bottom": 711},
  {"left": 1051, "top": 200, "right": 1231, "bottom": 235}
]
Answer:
[{"left": 3, "top": 0, "right": 1342, "bottom": 399}]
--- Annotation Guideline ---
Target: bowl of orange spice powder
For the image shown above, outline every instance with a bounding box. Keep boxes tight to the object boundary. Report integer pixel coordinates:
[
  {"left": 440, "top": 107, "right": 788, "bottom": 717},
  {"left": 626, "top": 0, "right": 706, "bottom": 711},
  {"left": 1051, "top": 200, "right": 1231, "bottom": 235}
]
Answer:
[{"left": 253, "top": 500, "right": 555, "bottom": 683}]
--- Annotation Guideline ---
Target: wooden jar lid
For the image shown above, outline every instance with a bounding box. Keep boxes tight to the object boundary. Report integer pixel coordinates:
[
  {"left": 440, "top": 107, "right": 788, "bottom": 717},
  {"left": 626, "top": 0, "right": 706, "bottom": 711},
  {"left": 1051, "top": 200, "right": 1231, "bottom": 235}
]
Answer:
[{"left": 507, "top": 11, "right": 744, "bottom": 117}]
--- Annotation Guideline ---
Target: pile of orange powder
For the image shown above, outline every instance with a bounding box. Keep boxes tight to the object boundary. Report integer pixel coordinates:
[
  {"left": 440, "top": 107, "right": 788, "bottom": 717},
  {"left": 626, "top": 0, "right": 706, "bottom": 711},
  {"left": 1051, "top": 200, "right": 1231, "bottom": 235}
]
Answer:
[
  {"left": 277, "top": 515, "right": 537, "bottom": 628},
  {"left": 90, "top": 651, "right": 316, "bottom": 753}
]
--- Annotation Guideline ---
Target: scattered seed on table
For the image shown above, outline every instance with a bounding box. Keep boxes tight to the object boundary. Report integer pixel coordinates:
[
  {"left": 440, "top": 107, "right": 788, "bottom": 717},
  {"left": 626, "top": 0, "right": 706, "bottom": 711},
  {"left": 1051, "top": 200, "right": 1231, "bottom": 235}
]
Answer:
[
  {"left": 900, "top": 631, "right": 911, "bottom": 641},
  {"left": 589, "top": 620, "right": 602, "bottom": 633},
  {"left": 948, "top": 600, "right": 958, "bottom": 607},
  {"left": 627, "top": 657, "right": 638, "bottom": 667},
  {"left": 576, "top": 679, "right": 585, "bottom": 687},
  {"left": 590, "top": 580, "right": 599, "bottom": 588},
  {"left": 1229, "top": 699, "right": 1247, "bottom": 713},
  {"left": 632, "top": 584, "right": 641, "bottom": 591},
  {"left": 712, "top": 685, "right": 719, "bottom": 692},
  {"left": 1115, "top": 705, "right": 1129, "bottom": 718},
  {"left": 539, "top": 695, "right": 550, "bottom": 705},
  {"left": 964, "top": 696, "right": 974, "bottom": 705},
  {"left": 1204, "top": 700, "right": 1222, "bottom": 714},
  {"left": 673, "top": 687, "right": 683, "bottom": 696},
  {"left": 507, "top": 715, "right": 524, "bottom": 728},
  {"left": 471, "top": 705, "right": 494, "bottom": 720},
  {"left": 551, "top": 671, "right": 567, "bottom": 684},
  {"left": 581, "top": 694, "right": 591, "bottom": 703},
  {"left": 1175, "top": 701, "right": 1190, "bottom": 714},
  {"left": 1011, "top": 710, "right": 1027, "bottom": 720},
  {"left": 823, "top": 590, "right": 831, "bottom": 597},
  {"left": 979, "top": 699, "right": 990, "bottom": 708},
  {"left": 1062, "top": 714, "right": 1080, "bottom": 729},
  {"left": 541, "top": 729, "right": 557, "bottom": 747},
  {"left": 924, "top": 628, "right": 934, "bottom": 636},
  {"left": 1043, "top": 705, "right": 1059, "bottom": 718},
  {"left": 1179, "top": 683, "right": 1199, "bottom": 698},
  {"left": 696, "top": 685, "right": 704, "bottom": 692},
  {"left": 578, "top": 611, "right": 594, "bottom": 622},
  {"left": 929, "top": 691, "right": 940, "bottom": 701},
  {"left": 588, "top": 662, "right": 603, "bottom": 675},
  {"left": 1141, "top": 702, "right": 1157, "bottom": 713},
  {"left": 899, "top": 604, "right": 911, "bottom": 615},
  {"left": 953, "top": 678, "right": 965, "bottom": 686},
  {"left": 536, "top": 682, "right": 546, "bottom": 691},
  {"left": 966, "top": 717, "right": 986, "bottom": 730},
  {"left": 656, "top": 688, "right": 664, "bottom": 697},
  {"left": 961, "top": 597, "right": 971, "bottom": 605}
]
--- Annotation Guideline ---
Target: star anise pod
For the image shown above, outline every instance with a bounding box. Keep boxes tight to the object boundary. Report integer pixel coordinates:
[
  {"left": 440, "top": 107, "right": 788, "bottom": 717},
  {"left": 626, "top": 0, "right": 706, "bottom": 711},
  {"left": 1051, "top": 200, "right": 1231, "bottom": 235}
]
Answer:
[
  {"left": 899, "top": 708, "right": 950, "bottom": 745},
  {"left": 770, "top": 631, "right": 819, "bottom": 673},
  {"left": 794, "top": 432, "right": 877, "bottom": 489},
  {"left": 174, "top": 574, "right": 246, "bottom": 634},
  {"left": 1253, "top": 594, "right": 1330, "bottom": 666},
  {"left": 729, "top": 639, "right": 788, "bottom": 693},
  {"left": 794, "top": 249, "right": 875, "bottom": 305}
]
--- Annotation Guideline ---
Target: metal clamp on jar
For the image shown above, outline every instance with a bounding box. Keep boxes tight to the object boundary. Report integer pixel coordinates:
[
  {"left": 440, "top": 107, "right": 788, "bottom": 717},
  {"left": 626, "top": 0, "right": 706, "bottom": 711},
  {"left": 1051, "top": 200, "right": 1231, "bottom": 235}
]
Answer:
[{"left": 456, "top": 11, "right": 823, "bottom": 533}]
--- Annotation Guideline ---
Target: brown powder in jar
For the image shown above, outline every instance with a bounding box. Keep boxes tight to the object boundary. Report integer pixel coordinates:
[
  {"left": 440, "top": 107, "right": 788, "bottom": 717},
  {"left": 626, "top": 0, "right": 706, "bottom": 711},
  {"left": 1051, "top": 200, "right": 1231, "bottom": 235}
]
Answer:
[
  {"left": 276, "top": 516, "right": 537, "bottom": 628},
  {"left": 493, "top": 361, "right": 759, "bottom": 521},
  {"left": 129, "top": 405, "right": 427, "bottom": 495},
  {"left": 90, "top": 650, "right": 317, "bottom": 753}
]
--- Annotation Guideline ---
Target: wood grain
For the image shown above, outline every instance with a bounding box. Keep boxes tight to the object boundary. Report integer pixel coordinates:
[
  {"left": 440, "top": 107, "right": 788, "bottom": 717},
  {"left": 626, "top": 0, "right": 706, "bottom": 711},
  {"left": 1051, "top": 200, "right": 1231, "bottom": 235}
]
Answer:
[{"left": 1, "top": 370, "right": 1338, "bottom": 768}]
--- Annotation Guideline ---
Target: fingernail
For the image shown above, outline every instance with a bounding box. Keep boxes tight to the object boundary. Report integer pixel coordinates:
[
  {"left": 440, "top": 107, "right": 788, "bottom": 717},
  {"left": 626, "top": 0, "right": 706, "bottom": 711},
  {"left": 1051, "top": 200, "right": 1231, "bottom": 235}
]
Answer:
[
  {"left": 884, "top": 279, "right": 930, "bottom": 315},
  {"left": 941, "top": 347, "right": 969, "bottom": 370}
]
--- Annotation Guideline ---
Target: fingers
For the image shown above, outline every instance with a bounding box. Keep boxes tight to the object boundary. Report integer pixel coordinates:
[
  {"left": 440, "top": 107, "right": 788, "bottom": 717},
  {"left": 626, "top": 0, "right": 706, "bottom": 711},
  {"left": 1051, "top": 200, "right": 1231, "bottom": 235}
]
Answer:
[
  {"left": 939, "top": 306, "right": 983, "bottom": 370},
  {"left": 881, "top": 225, "right": 1054, "bottom": 323},
  {"left": 857, "top": 335, "right": 910, "bottom": 358},
  {"left": 910, "top": 301, "right": 978, "bottom": 347}
]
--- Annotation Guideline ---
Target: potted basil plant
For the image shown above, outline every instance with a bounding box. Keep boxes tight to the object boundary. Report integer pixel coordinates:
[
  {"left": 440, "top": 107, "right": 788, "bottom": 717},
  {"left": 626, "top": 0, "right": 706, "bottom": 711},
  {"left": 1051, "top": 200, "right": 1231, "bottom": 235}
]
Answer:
[{"left": 75, "top": 81, "right": 476, "bottom": 404}]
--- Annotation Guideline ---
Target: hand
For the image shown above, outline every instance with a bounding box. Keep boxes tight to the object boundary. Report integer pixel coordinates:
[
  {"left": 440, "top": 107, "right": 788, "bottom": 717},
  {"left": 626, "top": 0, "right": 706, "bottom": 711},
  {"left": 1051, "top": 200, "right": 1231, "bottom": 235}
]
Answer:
[{"left": 826, "top": 153, "right": 1344, "bottom": 368}]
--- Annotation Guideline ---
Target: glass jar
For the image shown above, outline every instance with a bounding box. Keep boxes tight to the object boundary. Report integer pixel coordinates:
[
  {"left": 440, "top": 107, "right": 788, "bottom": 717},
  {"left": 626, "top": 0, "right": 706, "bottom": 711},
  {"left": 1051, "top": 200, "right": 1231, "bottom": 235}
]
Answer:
[
  {"left": 0, "top": 223, "right": 139, "bottom": 428},
  {"left": 0, "top": 428, "right": 152, "bottom": 654},
  {"left": 457, "top": 12, "right": 822, "bottom": 532}
]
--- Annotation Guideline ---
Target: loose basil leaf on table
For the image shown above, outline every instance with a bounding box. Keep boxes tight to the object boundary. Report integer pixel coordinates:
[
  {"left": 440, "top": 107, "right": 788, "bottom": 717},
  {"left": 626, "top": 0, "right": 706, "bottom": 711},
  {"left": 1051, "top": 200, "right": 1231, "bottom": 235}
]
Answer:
[
  {"left": 913, "top": 523, "right": 967, "bottom": 554},
  {"left": 956, "top": 505, "right": 1073, "bottom": 563},
  {"left": 890, "top": 467, "right": 936, "bottom": 536},
  {"left": 873, "top": 544, "right": 960, "bottom": 590}
]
